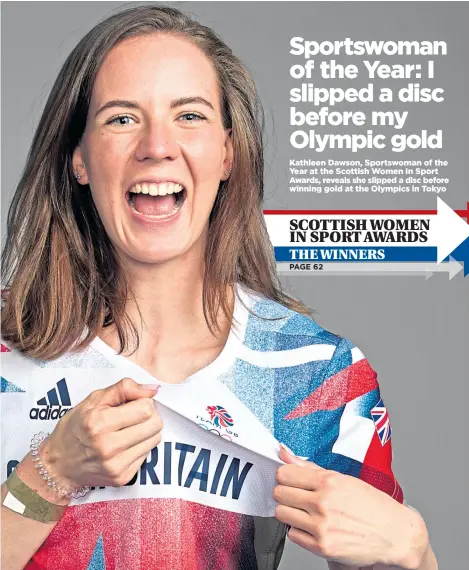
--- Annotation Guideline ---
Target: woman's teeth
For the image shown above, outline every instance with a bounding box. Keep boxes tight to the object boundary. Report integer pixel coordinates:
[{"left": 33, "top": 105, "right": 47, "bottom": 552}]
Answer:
[
  {"left": 127, "top": 181, "right": 186, "bottom": 218},
  {"left": 129, "top": 182, "right": 184, "bottom": 196}
]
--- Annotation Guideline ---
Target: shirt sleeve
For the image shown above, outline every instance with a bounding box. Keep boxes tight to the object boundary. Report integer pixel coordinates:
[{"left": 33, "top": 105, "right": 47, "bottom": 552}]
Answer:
[{"left": 283, "top": 337, "right": 404, "bottom": 503}]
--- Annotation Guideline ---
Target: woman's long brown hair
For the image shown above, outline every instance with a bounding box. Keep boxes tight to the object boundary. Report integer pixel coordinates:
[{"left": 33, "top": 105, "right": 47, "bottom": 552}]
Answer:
[{"left": 1, "top": 4, "right": 313, "bottom": 360}]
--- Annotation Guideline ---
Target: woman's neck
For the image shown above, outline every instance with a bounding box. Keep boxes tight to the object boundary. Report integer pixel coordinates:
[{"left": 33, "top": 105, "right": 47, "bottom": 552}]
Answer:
[{"left": 97, "top": 260, "right": 235, "bottom": 382}]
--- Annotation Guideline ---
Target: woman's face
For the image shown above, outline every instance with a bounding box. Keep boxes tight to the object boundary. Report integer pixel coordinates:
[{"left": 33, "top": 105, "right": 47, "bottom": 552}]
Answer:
[{"left": 73, "top": 33, "right": 232, "bottom": 267}]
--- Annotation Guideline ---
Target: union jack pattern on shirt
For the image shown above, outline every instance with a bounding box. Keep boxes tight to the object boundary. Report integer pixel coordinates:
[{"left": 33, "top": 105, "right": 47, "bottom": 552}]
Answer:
[{"left": 371, "top": 398, "right": 392, "bottom": 446}]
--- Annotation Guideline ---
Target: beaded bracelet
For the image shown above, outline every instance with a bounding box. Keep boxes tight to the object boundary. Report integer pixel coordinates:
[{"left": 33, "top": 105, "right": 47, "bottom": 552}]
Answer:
[{"left": 30, "top": 432, "right": 91, "bottom": 499}]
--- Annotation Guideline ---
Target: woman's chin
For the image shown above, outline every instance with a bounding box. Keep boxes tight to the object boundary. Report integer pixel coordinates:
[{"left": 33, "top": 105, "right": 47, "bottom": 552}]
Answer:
[{"left": 122, "top": 240, "right": 200, "bottom": 266}]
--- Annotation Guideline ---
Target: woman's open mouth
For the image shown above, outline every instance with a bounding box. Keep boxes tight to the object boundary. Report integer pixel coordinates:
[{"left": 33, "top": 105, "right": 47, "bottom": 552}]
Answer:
[{"left": 125, "top": 182, "right": 187, "bottom": 220}]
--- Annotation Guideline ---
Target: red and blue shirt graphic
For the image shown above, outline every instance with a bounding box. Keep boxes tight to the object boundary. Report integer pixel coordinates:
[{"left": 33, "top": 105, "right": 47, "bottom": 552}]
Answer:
[{"left": 1, "top": 286, "right": 403, "bottom": 569}]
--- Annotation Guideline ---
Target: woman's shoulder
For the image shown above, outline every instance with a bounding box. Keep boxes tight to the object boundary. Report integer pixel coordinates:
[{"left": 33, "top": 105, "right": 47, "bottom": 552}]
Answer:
[
  {"left": 237, "top": 286, "right": 377, "bottom": 395},
  {"left": 239, "top": 285, "right": 355, "bottom": 355}
]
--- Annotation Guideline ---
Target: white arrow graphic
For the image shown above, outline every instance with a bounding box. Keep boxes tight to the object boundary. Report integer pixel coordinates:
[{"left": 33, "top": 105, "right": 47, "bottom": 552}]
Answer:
[
  {"left": 277, "top": 257, "right": 463, "bottom": 280},
  {"left": 433, "top": 198, "right": 468, "bottom": 264},
  {"left": 264, "top": 199, "right": 469, "bottom": 260}
]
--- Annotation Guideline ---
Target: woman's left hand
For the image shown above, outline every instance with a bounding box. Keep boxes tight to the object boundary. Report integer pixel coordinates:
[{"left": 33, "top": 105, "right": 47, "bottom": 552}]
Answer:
[{"left": 274, "top": 445, "right": 429, "bottom": 569}]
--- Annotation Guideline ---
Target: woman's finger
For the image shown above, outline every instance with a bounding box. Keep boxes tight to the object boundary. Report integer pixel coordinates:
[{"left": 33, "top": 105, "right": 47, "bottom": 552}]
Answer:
[
  {"left": 100, "top": 414, "right": 163, "bottom": 456},
  {"left": 274, "top": 484, "right": 323, "bottom": 515},
  {"left": 119, "top": 430, "right": 163, "bottom": 469},
  {"left": 276, "top": 463, "right": 324, "bottom": 491},
  {"left": 275, "top": 503, "right": 322, "bottom": 537},
  {"left": 120, "top": 451, "right": 156, "bottom": 486},
  {"left": 94, "top": 397, "right": 158, "bottom": 432},
  {"left": 287, "top": 526, "right": 322, "bottom": 555}
]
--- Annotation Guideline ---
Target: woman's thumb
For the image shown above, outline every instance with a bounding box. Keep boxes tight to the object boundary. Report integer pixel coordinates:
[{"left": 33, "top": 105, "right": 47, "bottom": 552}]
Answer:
[
  {"left": 278, "top": 443, "right": 323, "bottom": 469},
  {"left": 278, "top": 443, "right": 305, "bottom": 466},
  {"left": 101, "top": 378, "right": 159, "bottom": 406}
]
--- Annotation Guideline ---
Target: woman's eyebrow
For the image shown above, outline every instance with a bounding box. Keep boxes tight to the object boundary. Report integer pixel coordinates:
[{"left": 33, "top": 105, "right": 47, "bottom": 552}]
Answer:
[
  {"left": 95, "top": 96, "right": 214, "bottom": 118},
  {"left": 95, "top": 100, "right": 139, "bottom": 118},
  {"left": 170, "top": 96, "right": 214, "bottom": 110}
]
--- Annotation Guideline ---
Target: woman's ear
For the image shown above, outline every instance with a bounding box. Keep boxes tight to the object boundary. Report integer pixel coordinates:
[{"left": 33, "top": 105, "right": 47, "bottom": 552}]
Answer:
[
  {"left": 72, "top": 145, "right": 89, "bottom": 185},
  {"left": 221, "top": 128, "right": 233, "bottom": 181}
]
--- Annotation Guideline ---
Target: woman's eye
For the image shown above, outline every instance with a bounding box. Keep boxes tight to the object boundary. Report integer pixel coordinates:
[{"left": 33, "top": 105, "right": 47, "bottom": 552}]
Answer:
[
  {"left": 105, "top": 113, "right": 205, "bottom": 126},
  {"left": 178, "top": 112, "right": 206, "bottom": 123},
  {"left": 106, "top": 115, "right": 135, "bottom": 126}
]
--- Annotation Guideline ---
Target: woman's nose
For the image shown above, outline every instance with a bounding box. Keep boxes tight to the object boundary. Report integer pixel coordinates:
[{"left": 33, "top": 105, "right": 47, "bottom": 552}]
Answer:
[{"left": 134, "top": 120, "right": 181, "bottom": 162}]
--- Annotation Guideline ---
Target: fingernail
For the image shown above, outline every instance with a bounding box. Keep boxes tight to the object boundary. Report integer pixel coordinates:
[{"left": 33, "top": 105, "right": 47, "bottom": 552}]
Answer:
[
  {"left": 140, "top": 383, "right": 160, "bottom": 390},
  {"left": 279, "top": 442, "right": 295, "bottom": 455}
]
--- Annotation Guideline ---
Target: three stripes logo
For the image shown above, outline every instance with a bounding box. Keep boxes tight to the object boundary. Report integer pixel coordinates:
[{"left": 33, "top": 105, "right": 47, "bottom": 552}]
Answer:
[{"left": 29, "top": 379, "right": 73, "bottom": 420}]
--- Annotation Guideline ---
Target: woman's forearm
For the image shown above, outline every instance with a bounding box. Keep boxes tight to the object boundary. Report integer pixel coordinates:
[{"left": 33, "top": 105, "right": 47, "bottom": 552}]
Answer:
[
  {"left": 415, "top": 544, "right": 438, "bottom": 570},
  {"left": 374, "top": 543, "right": 438, "bottom": 570},
  {"left": 1, "top": 456, "right": 70, "bottom": 570},
  {"left": 328, "top": 547, "right": 437, "bottom": 570},
  {"left": 367, "top": 545, "right": 437, "bottom": 570},
  {"left": 390, "top": 506, "right": 438, "bottom": 570}
]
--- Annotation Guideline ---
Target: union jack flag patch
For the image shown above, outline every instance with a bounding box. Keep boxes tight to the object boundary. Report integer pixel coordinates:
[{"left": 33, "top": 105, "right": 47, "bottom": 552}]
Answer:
[{"left": 371, "top": 398, "right": 392, "bottom": 446}]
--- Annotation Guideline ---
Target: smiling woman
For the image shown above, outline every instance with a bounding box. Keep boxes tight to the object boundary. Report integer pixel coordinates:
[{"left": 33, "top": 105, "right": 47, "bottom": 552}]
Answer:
[
  {"left": 73, "top": 33, "right": 235, "bottom": 267},
  {"left": 1, "top": 5, "right": 436, "bottom": 570},
  {"left": 1, "top": 7, "right": 309, "bottom": 362}
]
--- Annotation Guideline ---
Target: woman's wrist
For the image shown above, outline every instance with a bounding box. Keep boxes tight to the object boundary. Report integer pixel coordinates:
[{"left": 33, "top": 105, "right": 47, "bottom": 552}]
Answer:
[
  {"left": 389, "top": 504, "right": 430, "bottom": 570},
  {"left": 39, "top": 436, "right": 77, "bottom": 491},
  {"left": 37, "top": 435, "right": 90, "bottom": 499},
  {"left": 15, "top": 453, "right": 71, "bottom": 507}
]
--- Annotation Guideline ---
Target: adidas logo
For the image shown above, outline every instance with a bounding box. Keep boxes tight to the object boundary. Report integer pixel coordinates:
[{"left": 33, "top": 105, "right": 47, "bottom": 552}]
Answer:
[{"left": 29, "top": 378, "right": 73, "bottom": 420}]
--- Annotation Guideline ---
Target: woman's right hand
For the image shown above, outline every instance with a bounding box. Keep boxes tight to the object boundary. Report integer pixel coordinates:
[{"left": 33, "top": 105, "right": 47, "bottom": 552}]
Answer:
[{"left": 39, "top": 377, "right": 162, "bottom": 490}]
